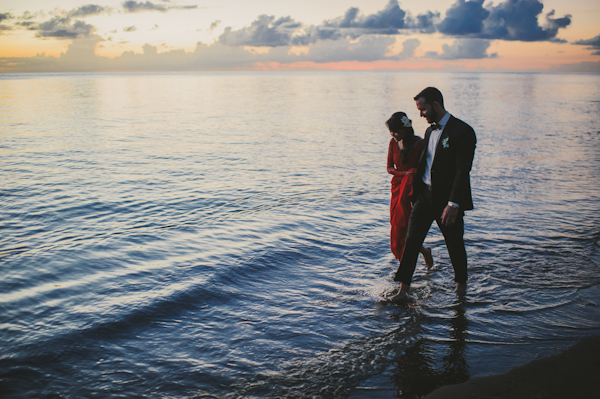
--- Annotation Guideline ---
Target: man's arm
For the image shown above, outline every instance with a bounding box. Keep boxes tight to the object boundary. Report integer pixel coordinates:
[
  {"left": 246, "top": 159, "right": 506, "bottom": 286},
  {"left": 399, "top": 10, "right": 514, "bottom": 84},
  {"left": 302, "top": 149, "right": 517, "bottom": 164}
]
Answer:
[
  {"left": 442, "top": 121, "right": 476, "bottom": 225},
  {"left": 448, "top": 122, "right": 476, "bottom": 207}
]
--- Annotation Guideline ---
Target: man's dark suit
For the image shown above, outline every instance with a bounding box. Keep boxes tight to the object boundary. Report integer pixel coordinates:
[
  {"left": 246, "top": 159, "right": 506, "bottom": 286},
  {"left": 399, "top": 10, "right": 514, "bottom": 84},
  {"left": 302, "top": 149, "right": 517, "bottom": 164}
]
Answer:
[{"left": 394, "top": 115, "right": 476, "bottom": 285}]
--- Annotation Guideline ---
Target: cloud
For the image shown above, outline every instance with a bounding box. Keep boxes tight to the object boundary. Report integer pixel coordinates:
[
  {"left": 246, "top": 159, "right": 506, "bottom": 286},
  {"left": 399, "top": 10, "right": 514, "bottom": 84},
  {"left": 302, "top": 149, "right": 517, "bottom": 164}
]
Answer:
[
  {"left": 122, "top": 1, "right": 197, "bottom": 13},
  {"left": 482, "top": 0, "right": 571, "bottom": 41},
  {"left": 409, "top": 11, "right": 440, "bottom": 33},
  {"left": 437, "top": 0, "right": 570, "bottom": 42},
  {"left": 293, "top": 35, "right": 398, "bottom": 63},
  {"left": 218, "top": 15, "right": 302, "bottom": 47},
  {"left": 426, "top": 38, "right": 497, "bottom": 59},
  {"left": 0, "top": 12, "right": 13, "bottom": 33},
  {"left": 324, "top": 0, "right": 407, "bottom": 34},
  {"left": 0, "top": 13, "right": 13, "bottom": 22},
  {"left": 37, "top": 17, "right": 96, "bottom": 39},
  {"left": 69, "top": 5, "right": 109, "bottom": 18},
  {"left": 122, "top": 1, "right": 168, "bottom": 13},
  {"left": 24, "top": 4, "right": 110, "bottom": 39},
  {"left": 574, "top": 34, "right": 600, "bottom": 55},
  {"left": 438, "top": 0, "right": 489, "bottom": 36},
  {"left": 0, "top": 34, "right": 404, "bottom": 72},
  {"left": 0, "top": 0, "right": 588, "bottom": 73},
  {"left": 217, "top": 0, "right": 414, "bottom": 48},
  {"left": 390, "top": 38, "right": 421, "bottom": 60},
  {"left": 546, "top": 60, "right": 600, "bottom": 73}
]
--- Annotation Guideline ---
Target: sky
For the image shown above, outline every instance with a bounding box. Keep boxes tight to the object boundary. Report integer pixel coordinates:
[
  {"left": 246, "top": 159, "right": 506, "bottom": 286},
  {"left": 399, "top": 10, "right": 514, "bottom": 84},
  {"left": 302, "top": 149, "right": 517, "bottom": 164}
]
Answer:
[{"left": 0, "top": 0, "right": 599, "bottom": 73}]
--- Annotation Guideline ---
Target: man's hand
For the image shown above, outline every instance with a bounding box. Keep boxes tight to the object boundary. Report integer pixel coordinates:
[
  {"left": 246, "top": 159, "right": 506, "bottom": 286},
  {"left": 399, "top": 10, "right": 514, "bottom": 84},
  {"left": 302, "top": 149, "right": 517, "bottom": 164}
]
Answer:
[{"left": 441, "top": 204, "right": 459, "bottom": 225}]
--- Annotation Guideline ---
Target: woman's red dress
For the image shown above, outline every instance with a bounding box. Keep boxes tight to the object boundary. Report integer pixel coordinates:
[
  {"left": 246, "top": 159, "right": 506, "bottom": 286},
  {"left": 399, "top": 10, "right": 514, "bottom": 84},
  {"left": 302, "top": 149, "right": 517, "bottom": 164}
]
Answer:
[{"left": 388, "top": 138, "right": 424, "bottom": 260}]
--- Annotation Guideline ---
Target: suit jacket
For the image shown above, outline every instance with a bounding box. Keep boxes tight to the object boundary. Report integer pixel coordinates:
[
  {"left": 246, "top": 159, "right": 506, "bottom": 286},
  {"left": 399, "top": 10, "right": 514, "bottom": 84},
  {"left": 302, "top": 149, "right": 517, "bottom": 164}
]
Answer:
[{"left": 413, "top": 115, "right": 477, "bottom": 212}]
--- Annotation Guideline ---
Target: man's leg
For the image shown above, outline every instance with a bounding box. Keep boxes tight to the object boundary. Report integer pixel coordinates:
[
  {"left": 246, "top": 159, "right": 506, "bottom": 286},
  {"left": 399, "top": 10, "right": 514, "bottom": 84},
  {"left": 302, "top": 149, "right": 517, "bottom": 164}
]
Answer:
[
  {"left": 394, "top": 194, "right": 435, "bottom": 284},
  {"left": 437, "top": 213, "right": 467, "bottom": 284}
]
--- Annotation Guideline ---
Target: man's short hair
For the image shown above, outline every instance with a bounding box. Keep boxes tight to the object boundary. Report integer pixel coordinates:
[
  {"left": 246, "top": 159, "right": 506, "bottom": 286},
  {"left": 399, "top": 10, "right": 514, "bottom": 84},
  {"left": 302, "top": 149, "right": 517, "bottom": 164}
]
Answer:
[{"left": 414, "top": 87, "right": 444, "bottom": 108}]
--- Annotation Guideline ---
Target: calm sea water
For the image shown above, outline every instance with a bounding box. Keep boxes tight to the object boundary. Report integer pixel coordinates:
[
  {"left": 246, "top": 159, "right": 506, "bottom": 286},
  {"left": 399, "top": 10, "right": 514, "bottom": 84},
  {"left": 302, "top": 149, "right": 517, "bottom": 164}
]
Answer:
[{"left": 1, "top": 71, "right": 599, "bottom": 398}]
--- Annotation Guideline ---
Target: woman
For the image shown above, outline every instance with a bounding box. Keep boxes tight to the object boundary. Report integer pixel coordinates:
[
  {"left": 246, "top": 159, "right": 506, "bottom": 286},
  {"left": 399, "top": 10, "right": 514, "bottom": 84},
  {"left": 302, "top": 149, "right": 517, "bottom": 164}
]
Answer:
[{"left": 386, "top": 112, "right": 433, "bottom": 270}]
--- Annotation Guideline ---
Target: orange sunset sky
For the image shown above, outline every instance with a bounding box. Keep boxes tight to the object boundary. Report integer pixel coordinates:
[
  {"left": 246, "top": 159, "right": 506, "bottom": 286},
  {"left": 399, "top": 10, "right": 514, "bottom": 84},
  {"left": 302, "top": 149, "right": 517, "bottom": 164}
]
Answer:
[{"left": 0, "top": 0, "right": 599, "bottom": 73}]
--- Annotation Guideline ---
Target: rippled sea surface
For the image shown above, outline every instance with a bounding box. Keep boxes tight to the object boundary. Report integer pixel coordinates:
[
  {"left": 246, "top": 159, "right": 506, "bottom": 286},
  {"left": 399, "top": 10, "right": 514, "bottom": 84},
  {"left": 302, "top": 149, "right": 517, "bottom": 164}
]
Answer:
[{"left": 1, "top": 71, "right": 599, "bottom": 398}]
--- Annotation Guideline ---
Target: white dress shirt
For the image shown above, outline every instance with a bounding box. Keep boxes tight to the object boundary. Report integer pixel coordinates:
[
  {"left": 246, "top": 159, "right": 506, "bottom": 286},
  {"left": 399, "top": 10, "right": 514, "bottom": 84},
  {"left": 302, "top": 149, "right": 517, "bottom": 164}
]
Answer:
[{"left": 422, "top": 112, "right": 450, "bottom": 186}]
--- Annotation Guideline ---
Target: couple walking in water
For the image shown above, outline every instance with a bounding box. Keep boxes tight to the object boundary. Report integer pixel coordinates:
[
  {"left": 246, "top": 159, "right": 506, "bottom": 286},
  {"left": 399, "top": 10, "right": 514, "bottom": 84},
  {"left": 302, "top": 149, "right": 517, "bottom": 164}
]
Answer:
[{"left": 386, "top": 87, "right": 477, "bottom": 302}]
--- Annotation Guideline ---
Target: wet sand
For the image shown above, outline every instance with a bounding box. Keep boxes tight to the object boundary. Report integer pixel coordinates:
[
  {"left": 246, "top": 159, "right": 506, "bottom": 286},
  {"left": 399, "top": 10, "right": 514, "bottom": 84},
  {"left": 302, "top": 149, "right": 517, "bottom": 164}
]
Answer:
[{"left": 424, "top": 336, "right": 600, "bottom": 399}]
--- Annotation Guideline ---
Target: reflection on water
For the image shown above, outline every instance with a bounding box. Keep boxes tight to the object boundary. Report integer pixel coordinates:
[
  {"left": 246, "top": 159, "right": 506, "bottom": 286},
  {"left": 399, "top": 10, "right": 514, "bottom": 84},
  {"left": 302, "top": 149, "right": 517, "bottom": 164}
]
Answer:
[
  {"left": 392, "top": 301, "right": 469, "bottom": 398},
  {"left": 1, "top": 71, "right": 600, "bottom": 398}
]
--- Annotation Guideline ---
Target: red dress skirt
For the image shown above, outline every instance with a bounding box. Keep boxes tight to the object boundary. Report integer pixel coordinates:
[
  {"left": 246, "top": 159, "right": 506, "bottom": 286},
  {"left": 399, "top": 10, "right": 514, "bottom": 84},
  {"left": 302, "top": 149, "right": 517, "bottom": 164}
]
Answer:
[{"left": 388, "top": 138, "right": 424, "bottom": 260}]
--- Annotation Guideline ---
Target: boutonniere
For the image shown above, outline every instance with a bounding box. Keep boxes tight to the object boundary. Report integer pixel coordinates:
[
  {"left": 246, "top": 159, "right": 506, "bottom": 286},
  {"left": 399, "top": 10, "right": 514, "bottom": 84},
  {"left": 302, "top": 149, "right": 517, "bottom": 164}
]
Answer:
[{"left": 441, "top": 137, "right": 449, "bottom": 148}]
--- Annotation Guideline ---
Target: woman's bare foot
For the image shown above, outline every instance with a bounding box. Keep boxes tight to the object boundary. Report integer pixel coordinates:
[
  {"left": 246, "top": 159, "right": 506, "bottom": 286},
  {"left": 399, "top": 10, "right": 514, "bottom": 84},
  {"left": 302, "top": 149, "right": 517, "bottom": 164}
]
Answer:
[{"left": 421, "top": 246, "right": 433, "bottom": 270}]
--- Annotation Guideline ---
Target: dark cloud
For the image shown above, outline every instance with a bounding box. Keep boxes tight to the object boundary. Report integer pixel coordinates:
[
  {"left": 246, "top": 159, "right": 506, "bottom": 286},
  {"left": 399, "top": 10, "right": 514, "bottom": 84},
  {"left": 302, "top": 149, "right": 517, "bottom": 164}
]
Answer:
[
  {"left": 574, "top": 34, "right": 600, "bottom": 55},
  {"left": 426, "top": 38, "right": 497, "bottom": 59},
  {"left": 0, "top": 13, "right": 13, "bottom": 22},
  {"left": 409, "top": 12, "right": 440, "bottom": 33},
  {"left": 218, "top": 0, "right": 414, "bottom": 48},
  {"left": 325, "top": 0, "right": 407, "bottom": 34},
  {"left": 17, "top": 21, "right": 38, "bottom": 29},
  {"left": 210, "top": 20, "right": 221, "bottom": 30},
  {"left": 124, "top": 26, "right": 137, "bottom": 32},
  {"left": 122, "top": 1, "right": 196, "bottom": 13},
  {"left": 437, "top": 0, "right": 570, "bottom": 42},
  {"left": 21, "top": 4, "right": 109, "bottom": 39},
  {"left": 482, "top": 0, "right": 571, "bottom": 41},
  {"left": 438, "top": 0, "right": 489, "bottom": 35},
  {"left": 37, "top": 17, "right": 96, "bottom": 39},
  {"left": 291, "top": 26, "right": 342, "bottom": 46},
  {"left": 0, "top": 13, "right": 13, "bottom": 33},
  {"left": 69, "top": 5, "right": 108, "bottom": 18},
  {"left": 218, "top": 15, "right": 301, "bottom": 47},
  {"left": 123, "top": 1, "right": 168, "bottom": 13}
]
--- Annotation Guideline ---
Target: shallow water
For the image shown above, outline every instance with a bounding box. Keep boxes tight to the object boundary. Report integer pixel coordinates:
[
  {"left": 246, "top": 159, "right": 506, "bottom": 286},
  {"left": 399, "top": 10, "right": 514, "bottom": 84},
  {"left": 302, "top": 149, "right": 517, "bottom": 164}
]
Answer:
[{"left": 1, "top": 71, "right": 599, "bottom": 398}]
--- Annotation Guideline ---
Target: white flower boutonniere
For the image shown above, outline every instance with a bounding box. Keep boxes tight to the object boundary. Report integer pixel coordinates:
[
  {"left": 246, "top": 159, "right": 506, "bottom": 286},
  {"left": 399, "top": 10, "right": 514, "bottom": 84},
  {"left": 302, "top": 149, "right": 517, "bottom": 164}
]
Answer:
[{"left": 441, "top": 137, "right": 449, "bottom": 148}]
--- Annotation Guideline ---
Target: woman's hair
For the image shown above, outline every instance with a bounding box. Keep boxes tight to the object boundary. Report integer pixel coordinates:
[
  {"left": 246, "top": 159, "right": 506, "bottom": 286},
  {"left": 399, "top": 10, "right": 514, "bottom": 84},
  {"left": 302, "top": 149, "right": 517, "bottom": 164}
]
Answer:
[
  {"left": 386, "top": 112, "right": 418, "bottom": 164},
  {"left": 386, "top": 112, "right": 414, "bottom": 135}
]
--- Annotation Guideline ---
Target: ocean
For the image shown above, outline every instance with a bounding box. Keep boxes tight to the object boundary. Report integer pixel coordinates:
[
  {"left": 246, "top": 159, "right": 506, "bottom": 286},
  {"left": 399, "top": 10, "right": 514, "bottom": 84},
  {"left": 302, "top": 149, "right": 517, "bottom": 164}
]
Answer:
[{"left": 1, "top": 71, "right": 599, "bottom": 398}]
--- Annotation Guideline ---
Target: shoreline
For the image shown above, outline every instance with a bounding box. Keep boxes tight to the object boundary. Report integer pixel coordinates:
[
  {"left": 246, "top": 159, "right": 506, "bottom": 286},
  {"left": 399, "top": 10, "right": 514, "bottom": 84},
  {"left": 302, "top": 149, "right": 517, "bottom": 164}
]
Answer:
[{"left": 423, "top": 335, "right": 600, "bottom": 399}]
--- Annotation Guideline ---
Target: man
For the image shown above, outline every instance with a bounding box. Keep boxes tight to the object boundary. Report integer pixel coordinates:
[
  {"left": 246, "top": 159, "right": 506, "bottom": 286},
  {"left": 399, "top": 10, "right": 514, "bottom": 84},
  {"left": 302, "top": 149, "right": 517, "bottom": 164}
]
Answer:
[{"left": 391, "top": 87, "right": 476, "bottom": 301}]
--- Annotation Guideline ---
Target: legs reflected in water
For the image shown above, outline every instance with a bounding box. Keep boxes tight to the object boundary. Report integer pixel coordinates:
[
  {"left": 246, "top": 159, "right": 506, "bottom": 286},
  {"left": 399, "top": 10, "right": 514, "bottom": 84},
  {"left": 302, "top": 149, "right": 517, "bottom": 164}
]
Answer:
[{"left": 391, "top": 302, "right": 469, "bottom": 398}]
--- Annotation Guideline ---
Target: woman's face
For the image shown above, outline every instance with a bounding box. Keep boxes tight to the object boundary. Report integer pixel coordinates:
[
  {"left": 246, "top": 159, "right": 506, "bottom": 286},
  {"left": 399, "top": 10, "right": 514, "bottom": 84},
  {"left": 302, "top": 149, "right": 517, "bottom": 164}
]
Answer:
[{"left": 390, "top": 128, "right": 408, "bottom": 142}]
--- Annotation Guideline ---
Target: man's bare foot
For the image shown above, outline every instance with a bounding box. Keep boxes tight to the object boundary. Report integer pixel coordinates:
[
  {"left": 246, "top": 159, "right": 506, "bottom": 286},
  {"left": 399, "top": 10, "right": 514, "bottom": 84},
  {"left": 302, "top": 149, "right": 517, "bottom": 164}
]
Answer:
[
  {"left": 387, "top": 290, "right": 408, "bottom": 303},
  {"left": 421, "top": 247, "right": 433, "bottom": 270},
  {"left": 386, "top": 283, "right": 410, "bottom": 303},
  {"left": 455, "top": 282, "right": 467, "bottom": 295}
]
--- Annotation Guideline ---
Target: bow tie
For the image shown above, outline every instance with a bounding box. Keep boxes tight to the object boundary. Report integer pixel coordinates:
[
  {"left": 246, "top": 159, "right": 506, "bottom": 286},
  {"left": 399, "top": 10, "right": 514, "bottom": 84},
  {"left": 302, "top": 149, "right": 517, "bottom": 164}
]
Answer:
[{"left": 430, "top": 123, "right": 443, "bottom": 131}]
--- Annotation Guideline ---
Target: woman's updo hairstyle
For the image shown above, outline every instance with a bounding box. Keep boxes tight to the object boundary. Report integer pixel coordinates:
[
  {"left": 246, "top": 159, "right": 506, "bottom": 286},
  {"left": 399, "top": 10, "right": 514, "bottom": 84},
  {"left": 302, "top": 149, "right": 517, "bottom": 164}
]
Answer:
[{"left": 385, "top": 112, "right": 414, "bottom": 136}]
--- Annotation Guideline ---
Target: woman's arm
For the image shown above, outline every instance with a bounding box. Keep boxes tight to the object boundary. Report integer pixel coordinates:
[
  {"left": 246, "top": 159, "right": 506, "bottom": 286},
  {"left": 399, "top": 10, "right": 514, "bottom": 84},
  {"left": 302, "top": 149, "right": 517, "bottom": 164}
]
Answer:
[{"left": 387, "top": 139, "right": 406, "bottom": 177}]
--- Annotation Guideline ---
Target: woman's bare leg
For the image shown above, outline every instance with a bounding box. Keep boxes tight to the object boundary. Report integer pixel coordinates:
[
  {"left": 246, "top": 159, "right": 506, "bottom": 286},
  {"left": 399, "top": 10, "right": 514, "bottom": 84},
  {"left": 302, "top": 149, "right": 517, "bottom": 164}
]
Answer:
[{"left": 420, "top": 246, "right": 433, "bottom": 270}]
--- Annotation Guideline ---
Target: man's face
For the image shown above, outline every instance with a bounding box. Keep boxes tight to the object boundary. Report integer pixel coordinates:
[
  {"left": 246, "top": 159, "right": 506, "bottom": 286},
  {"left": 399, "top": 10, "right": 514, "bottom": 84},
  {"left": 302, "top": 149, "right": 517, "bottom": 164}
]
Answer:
[{"left": 416, "top": 97, "right": 438, "bottom": 124}]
